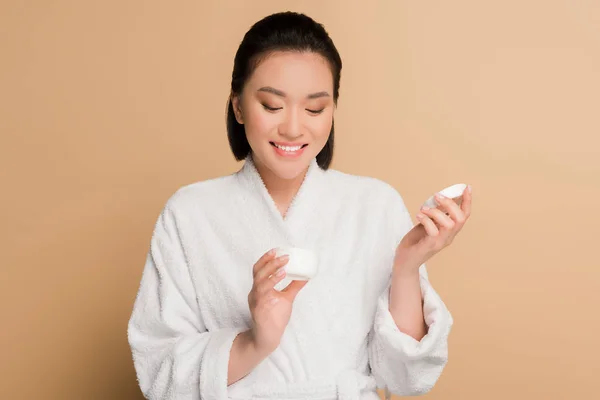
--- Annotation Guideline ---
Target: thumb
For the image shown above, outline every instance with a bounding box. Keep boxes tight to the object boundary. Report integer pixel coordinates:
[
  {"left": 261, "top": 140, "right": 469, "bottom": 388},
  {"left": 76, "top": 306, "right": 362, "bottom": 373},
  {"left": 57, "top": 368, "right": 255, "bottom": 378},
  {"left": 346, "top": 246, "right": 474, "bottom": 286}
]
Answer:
[{"left": 281, "top": 280, "right": 308, "bottom": 301}]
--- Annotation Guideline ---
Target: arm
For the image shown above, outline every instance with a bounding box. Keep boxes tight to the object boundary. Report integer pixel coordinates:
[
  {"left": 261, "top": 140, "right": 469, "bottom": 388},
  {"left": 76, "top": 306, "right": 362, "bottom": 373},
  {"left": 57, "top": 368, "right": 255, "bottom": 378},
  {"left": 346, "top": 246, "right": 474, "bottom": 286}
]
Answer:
[
  {"left": 389, "top": 267, "right": 427, "bottom": 341},
  {"left": 127, "top": 200, "right": 262, "bottom": 400},
  {"left": 228, "top": 330, "right": 270, "bottom": 385},
  {"left": 367, "top": 188, "right": 453, "bottom": 396}
]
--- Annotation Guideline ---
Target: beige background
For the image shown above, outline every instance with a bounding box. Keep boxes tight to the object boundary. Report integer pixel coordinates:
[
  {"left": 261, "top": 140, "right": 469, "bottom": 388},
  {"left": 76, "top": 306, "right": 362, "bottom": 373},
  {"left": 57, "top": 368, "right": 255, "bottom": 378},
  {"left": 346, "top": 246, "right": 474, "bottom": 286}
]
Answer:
[{"left": 2, "top": 1, "right": 599, "bottom": 399}]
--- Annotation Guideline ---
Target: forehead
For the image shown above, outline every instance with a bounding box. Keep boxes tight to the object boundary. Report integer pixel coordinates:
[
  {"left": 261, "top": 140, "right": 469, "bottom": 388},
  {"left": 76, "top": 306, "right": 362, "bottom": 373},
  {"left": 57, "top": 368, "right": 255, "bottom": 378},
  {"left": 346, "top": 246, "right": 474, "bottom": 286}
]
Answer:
[{"left": 247, "top": 51, "right": 333, "bottom": 96}]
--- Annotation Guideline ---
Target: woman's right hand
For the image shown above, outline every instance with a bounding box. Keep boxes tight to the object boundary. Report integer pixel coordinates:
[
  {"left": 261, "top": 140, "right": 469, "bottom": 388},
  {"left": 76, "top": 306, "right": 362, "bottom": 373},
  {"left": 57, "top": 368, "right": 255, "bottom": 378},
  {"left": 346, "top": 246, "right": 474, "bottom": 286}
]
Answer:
[{"left": 247, "top": 249, "right": 307, "bottom": 355}]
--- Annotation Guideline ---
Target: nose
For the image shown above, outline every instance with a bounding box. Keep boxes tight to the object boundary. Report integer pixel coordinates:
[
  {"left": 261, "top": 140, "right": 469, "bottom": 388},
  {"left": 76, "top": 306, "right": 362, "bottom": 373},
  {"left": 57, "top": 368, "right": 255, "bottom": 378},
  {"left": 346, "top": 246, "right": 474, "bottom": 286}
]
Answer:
[{"left": 278, "top": 108, "right": 302, "bottom": 139}]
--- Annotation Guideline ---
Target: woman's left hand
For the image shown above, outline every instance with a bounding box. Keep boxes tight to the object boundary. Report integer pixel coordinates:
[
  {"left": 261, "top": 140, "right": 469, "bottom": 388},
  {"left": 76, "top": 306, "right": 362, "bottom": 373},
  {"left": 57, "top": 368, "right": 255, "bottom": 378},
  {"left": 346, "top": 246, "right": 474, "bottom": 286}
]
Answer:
[{"left": 394, "top": 185, "right": 472, "bottom": 273}]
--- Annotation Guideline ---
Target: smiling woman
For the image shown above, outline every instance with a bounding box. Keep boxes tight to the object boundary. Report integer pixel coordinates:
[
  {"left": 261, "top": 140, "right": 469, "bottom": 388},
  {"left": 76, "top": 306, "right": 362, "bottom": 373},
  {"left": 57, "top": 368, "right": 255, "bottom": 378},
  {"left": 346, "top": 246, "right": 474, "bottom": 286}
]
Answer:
[{"left": 127, "top": 10, "right": 462, "bottom": 400}]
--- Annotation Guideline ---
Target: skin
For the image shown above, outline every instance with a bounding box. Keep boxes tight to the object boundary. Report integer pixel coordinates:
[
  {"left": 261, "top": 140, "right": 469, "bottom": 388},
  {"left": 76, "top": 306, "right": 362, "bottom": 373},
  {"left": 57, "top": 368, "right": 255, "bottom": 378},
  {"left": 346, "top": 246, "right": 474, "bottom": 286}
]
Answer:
[{"left": 226, "top": 51, "right": 473, "bottom": 385}]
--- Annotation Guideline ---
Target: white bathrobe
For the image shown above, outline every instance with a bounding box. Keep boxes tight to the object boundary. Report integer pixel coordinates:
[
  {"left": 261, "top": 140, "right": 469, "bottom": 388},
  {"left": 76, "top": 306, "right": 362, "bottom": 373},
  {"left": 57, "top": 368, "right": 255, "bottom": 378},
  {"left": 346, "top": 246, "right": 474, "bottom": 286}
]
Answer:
[{"left": 127, "top": 155, "right": 453, "bottom": 400}]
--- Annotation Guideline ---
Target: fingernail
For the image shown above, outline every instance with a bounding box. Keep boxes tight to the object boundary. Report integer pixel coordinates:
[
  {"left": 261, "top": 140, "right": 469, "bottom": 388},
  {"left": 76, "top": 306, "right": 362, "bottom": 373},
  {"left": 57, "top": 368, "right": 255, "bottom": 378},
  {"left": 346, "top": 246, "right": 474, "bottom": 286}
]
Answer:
[
  {"left": 276, "top": 267, "right": 285, "bottom": 276},
  {"left": 468, "top": 185, "right": 472, "bottom": 193},
  {"left": 421, "top": 206, "right": 430, "bottom": 211},
  {"left": 435, "top": 193, "right": 446, "bottom": 199},
  {"left": 416, "top": 213, "right": 424, "bottom": 219}
]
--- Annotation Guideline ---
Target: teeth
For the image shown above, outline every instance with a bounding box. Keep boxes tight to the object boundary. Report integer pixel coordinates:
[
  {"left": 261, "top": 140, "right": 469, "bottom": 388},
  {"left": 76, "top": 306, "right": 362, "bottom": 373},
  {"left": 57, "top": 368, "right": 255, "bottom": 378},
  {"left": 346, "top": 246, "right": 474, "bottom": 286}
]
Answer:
[{"left": 274, "top": 143, "right": 302, "bottom": 152}]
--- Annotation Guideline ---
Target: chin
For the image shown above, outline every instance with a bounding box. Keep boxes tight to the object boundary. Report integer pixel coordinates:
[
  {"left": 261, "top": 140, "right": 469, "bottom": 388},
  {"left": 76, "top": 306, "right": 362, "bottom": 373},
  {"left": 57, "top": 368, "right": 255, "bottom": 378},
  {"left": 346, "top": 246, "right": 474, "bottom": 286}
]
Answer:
[
  {"left": 255, "top": 150, "right": 312, "bottom": 180},
  {"left": 267, "top": 158, "right": 311, "bottom": 180}
]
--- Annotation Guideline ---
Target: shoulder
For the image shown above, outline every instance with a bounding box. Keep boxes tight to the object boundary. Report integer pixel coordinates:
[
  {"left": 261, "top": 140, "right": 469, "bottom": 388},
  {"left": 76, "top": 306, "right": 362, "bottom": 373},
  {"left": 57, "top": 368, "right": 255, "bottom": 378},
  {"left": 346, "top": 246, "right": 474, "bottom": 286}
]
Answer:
[
  {"left": 324, "top": 168, "right": 408, "bottom": 210},
  {"left": 324, "top": 167, "right": 414, "bottom": 244},
  {"left": 160, "top": 173, "right": 238, "bottom": 218}
]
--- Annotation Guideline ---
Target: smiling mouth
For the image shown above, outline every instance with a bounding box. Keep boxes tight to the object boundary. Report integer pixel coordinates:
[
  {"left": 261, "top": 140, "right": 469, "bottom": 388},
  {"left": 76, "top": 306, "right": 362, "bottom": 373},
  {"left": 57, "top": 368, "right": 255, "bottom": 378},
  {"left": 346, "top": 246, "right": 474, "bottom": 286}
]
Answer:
[{"left": 270, "top": 142, "right": 309, "bottom": 151}]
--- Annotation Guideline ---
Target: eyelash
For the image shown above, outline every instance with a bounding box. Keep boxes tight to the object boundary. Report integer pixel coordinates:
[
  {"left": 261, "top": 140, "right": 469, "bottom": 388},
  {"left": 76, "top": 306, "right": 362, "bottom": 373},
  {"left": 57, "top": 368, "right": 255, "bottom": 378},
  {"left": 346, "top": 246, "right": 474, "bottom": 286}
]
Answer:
[{"left": 262, "top": 104, "right": 324, "bottom": 115}]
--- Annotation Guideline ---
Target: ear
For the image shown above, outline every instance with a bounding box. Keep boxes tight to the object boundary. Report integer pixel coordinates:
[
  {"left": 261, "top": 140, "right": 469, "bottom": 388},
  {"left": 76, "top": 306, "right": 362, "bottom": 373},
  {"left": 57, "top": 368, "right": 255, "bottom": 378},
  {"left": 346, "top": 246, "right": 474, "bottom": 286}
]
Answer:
[{"left": 231, "top": 95, "right": 244, "bottom": 124}]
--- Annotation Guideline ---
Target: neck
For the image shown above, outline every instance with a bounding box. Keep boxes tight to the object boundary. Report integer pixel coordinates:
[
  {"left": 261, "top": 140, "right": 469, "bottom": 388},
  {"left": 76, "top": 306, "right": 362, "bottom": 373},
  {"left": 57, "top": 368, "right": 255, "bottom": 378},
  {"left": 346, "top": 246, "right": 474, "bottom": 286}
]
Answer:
[{"left": 252, "top": 156, "right": 308, "bottom": 217}]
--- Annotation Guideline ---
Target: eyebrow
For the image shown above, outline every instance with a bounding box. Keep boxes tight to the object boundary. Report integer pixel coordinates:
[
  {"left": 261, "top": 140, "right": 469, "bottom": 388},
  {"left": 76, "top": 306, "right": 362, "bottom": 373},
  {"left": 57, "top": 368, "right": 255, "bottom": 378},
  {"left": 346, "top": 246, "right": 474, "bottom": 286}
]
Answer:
[{"left": 257, "top": 86, "right": 330, "bottom": 99}]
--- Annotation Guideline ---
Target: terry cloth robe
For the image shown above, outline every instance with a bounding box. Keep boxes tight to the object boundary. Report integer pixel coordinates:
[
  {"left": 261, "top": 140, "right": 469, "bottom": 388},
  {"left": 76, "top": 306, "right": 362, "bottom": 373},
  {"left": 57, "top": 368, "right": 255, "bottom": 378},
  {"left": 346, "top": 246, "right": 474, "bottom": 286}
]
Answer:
[{"left": 127, "top": 154, "right": 453, "bottom": 400}]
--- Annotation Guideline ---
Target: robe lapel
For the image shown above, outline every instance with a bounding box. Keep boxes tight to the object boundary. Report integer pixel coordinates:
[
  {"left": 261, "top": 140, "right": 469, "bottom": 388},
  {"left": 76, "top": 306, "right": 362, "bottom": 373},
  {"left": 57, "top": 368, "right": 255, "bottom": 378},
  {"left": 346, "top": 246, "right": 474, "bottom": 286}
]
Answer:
[{"left": 235, "top": 154, "right": 326, "bottom": 247}]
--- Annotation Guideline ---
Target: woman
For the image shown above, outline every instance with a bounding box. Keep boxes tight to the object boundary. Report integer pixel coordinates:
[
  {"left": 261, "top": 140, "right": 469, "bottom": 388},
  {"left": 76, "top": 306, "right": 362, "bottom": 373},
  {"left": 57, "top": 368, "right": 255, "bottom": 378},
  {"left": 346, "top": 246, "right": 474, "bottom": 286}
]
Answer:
[{"left": 127, "top": 11, "right": 472, "bottom": 400}]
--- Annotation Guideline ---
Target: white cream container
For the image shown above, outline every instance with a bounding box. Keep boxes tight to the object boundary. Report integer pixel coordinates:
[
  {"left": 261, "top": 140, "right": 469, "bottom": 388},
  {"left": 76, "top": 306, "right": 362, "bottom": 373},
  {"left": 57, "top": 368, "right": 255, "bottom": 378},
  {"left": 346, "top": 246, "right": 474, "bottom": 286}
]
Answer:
[
  {"left": 274, "top": 247, "right": 318, "bottom": 280},
  {"left": 422, "top": 183, "right": 468, "bottom": 209}
]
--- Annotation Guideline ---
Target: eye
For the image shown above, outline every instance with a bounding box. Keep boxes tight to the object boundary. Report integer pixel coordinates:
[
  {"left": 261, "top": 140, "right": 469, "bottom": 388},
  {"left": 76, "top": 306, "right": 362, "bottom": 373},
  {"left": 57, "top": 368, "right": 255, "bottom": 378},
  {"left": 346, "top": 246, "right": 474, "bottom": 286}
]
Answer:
[
  {"left": 306, "top": 108, "right": 325, "bottom": 115},
  {"left": 262, "top": 104, "right": 282, "bottom": 112}
]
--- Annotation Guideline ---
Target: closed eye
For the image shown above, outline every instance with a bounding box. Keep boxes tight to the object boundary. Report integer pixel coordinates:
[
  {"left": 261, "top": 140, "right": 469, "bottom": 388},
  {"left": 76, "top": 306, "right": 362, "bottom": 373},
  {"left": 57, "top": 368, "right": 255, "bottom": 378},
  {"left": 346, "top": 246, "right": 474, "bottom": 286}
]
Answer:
[
  {"left": 262, "top": 104, "right": 324, "bottom": 114},
  {"left": 262, "top": 104, "right": 282, "bottom": 112}
]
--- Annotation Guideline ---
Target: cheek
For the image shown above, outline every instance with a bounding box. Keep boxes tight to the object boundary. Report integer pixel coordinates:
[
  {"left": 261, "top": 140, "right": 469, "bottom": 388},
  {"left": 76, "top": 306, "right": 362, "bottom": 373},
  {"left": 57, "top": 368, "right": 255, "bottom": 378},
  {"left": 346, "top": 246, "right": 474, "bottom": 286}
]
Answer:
[
  {"left": 310, "top": 112, "right": 333, "bottom": 140},
  {"left": 244, "top": 107, "right": 277, "bottom": 140}
]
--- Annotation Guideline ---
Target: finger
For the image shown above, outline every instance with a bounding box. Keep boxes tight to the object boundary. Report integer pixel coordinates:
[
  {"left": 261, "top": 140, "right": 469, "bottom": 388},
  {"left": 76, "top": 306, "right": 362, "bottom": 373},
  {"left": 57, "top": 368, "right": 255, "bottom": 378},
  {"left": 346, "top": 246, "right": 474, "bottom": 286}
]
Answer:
[
  {"left": 421, "top": 206, "right": 455, "bottom": 230},
  {"left": 257, "top": 266, "right": 287, "bottom": 294},
  {"left": 255, "top": 256, "right": 288, "bottom": 291},
  {"left": 281, "top": 280, "right": 308, "bottom": 301},
  {"left": 416, "top": 212, "right": 440, "bottom": 236},
  {"left": 434, "top": 193, "right": 463, "bottom": 215},
  {"left": 460, "top": 185, "right": 472, "bottom": 218},
  {"left": 434, "top": 193, "right": 465, "bottom": 224},
  {"left": 255, "top": 255, "right": 289, "bottom": 284},
  {"left": 252, "top": 249, "right": 277, "bottom": 278}
]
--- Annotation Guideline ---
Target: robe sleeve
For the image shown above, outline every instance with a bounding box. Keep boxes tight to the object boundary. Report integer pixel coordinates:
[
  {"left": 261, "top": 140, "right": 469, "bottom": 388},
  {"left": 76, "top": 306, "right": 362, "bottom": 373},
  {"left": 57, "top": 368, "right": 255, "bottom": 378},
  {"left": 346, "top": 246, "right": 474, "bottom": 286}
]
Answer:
[
  {"left": 127, "top": 199, "right": 244, "bottom": 400},
  {"left": 367, "top": 186, "right": 454, "bottom": 396}
]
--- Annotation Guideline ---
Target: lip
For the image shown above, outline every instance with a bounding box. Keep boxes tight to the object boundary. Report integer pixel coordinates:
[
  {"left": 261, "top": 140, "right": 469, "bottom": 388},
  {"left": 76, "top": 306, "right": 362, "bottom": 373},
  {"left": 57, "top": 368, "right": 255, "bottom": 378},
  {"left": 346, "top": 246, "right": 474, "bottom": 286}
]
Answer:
[
  {"left": 270, "top": 141, "right": 308, "bottom": 147},
  {"left": 270, "top": 141, "right": 308, "bottom": 158}
]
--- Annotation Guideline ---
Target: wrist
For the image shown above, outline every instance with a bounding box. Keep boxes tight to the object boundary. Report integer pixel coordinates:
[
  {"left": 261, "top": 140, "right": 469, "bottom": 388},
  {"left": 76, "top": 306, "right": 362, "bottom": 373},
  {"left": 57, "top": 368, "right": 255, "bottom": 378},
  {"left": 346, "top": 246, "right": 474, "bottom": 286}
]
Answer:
[{"left": 392, "top": 262, "right": 421, "bottom": 279}]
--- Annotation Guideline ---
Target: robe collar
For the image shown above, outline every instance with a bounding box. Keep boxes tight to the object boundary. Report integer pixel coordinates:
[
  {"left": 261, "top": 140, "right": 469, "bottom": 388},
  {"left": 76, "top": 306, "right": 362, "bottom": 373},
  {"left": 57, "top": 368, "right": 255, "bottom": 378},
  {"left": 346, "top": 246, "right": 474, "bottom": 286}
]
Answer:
[{"left": 235, "top": 153, "right": 326, "bottom": 245}]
